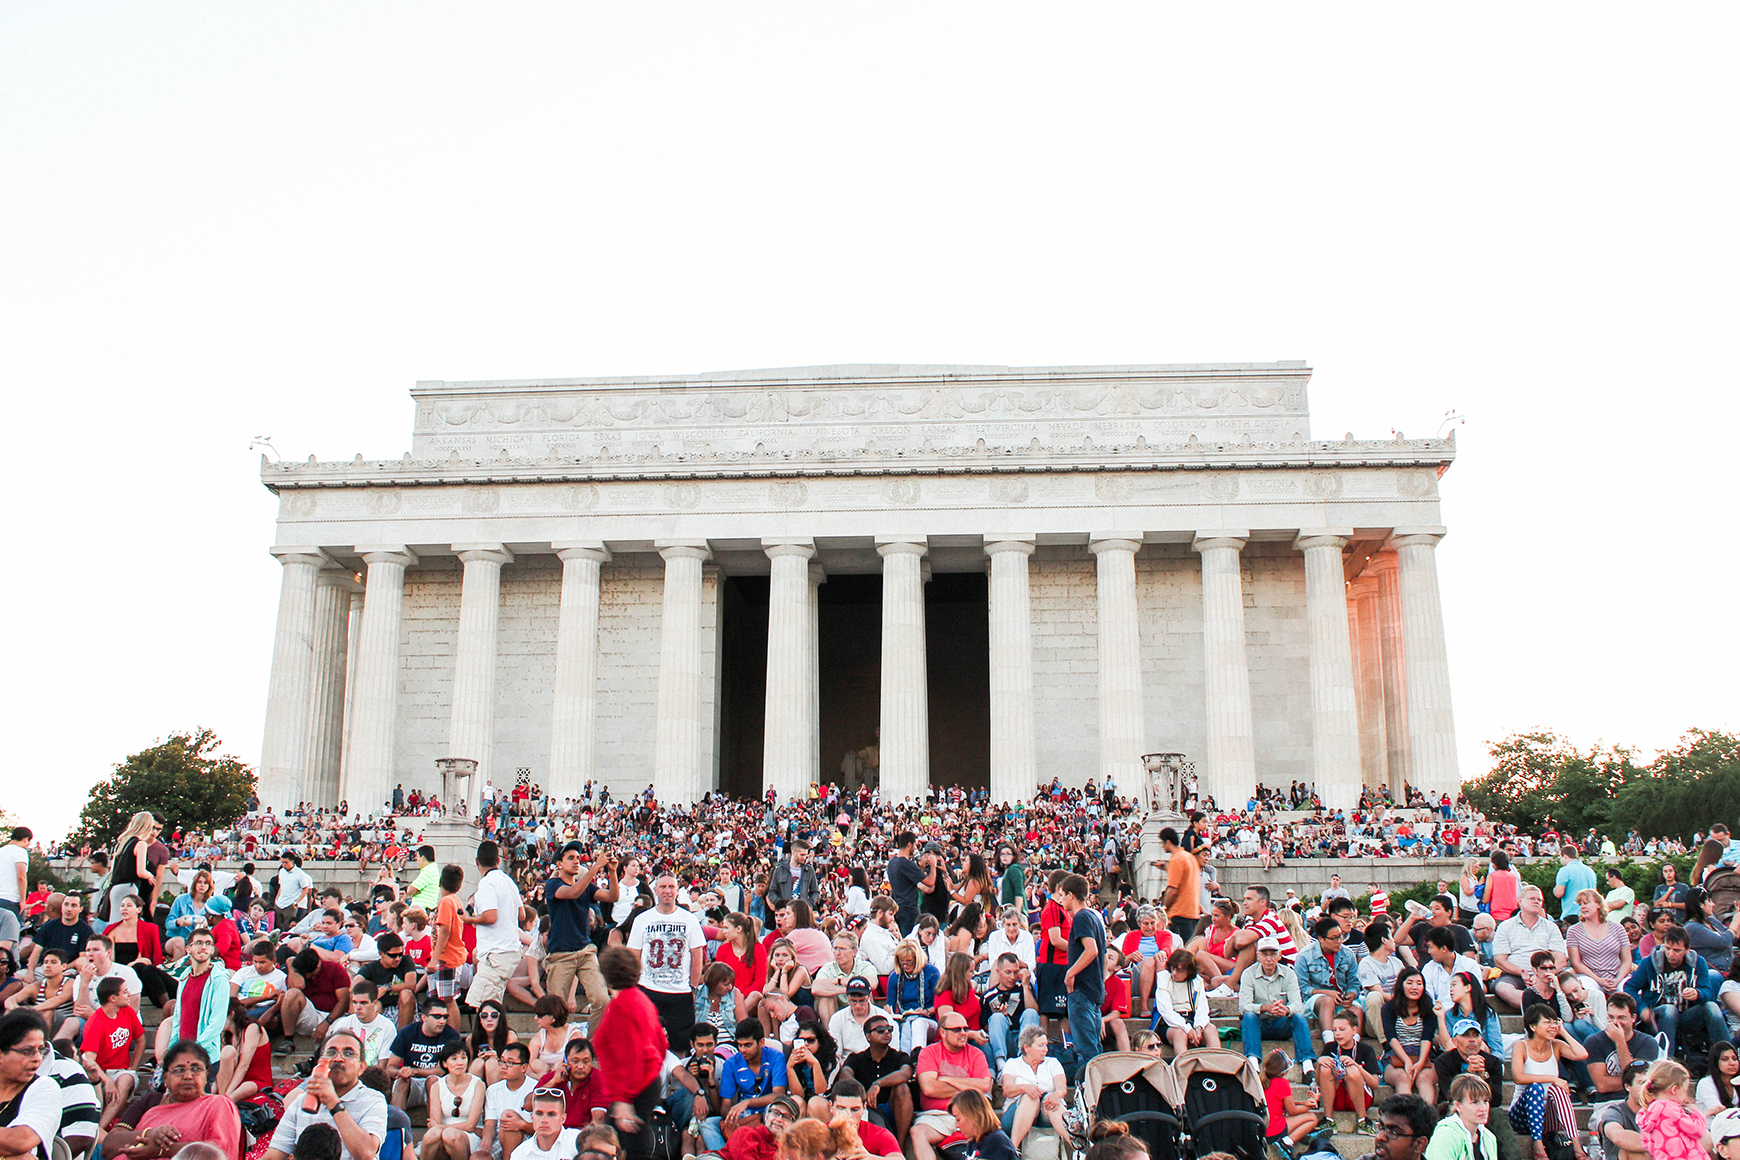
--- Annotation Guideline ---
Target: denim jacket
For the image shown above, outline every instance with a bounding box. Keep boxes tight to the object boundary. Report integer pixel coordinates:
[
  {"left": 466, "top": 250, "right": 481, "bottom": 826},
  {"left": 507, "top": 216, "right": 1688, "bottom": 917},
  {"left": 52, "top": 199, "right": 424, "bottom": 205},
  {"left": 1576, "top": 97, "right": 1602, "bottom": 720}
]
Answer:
[{"left": 1297, "top": 940, "right": 1359, "bottom": 996}]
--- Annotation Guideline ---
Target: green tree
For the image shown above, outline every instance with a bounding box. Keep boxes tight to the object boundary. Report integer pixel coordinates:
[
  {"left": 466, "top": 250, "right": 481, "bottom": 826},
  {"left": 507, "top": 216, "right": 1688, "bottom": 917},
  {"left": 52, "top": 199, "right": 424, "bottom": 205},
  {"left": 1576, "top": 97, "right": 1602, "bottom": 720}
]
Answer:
[
  {"left": 1607, "top": 729, "right": 1740, "bottom": 843},
  {"left": 70, "top": 729, "right": 257, "bottom": 850},
  {"left": 1463, "top": 731, "right": 1644, "bottom": 838}
]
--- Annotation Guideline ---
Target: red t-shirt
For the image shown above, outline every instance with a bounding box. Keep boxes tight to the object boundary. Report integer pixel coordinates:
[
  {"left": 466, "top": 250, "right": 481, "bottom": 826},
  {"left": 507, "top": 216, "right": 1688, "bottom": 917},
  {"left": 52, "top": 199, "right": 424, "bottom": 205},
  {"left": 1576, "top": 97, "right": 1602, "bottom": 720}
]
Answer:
[
  {"left": 915, "top": 1042, "right": 989, "bottom": 1111},
  {"left": 936, "top": 988, "right": 982, "bottom": 1031},
  {"left": 300, "top": 959, "right": 351, "bottom": 1014},
  {"left": 82, "top": 1005, "right": 144, "bottom": 1070},
  {"left": 858, "top": 1122, "right": 901, "bottom": 1157},
  {"left": 560, "top": 1070, "right": 607, "bottom": 1128},
  {"left": 179, "top": 970, "right": 213, "bottom": 1043},
  {"left": 1039, "top": 900, "right": 1068, "bottom": 965},
  {"left": 404, "top": 934, "right": 433, "bottom": 969}
]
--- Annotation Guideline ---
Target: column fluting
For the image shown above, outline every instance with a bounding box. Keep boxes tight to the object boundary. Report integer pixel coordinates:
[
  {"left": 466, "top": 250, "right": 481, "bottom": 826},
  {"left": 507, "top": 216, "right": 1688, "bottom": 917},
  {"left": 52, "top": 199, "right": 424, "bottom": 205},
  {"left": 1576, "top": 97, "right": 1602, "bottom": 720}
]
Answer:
[
  {"left": 448, "top": 545, "right": 513, "bottom": 815},
  {"left": 341, "top": 548, "right": 417, "bottom": 814},
  {"left": 653, "top": 542, "right": 711, "bottom": 804},
  {"left": 987, "top": 538, "right": 1038, "bottom": 805},
  {"left": 1369, "top": 552, "right": 1410, "bottom": 798},
  {"left": 1296, "top": 533, "right": 1361, "bottom": 811},
  {"left": 1393, "top": 531, "right": 1459, "bottom": 799},
  {"left": 877, "top": 541, "right": 930, "bottom": 803},
  {"left": 549, "top": 543, "right": 611, "bottom": 801},
  {"left": 1089, "top": 538, "right": 1146, "bottom": 804},
  {"left": 1349, "top": 576, "right": 1389, "bottom": 791},
  {"left": 763, "top": 541, "right": 818, "bottom": 802},
  {"left": 259, "top": 549, "right": 328, "bottom": 812},
  {"left": 1194, "top": 534, "right": 1257, "bottom": 809},
  {"left": 304, "top": 570, "right": 357, "bottom": 811}
]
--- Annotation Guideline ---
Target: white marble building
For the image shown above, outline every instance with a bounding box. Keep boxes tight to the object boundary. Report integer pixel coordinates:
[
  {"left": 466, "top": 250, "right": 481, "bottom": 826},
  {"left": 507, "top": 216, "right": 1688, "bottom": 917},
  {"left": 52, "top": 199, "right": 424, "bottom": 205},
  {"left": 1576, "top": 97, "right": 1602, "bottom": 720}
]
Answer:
[{"left": 257, "top": 363, "right": 1459, "bottom": 815}]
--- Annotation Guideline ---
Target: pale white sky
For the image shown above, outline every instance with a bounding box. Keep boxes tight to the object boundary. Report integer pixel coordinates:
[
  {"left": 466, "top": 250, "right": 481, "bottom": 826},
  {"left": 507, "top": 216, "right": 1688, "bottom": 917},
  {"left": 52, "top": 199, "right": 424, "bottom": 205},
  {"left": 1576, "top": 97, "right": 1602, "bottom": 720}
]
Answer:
[{"left": 4, "top": 5, "right": 1736, "bottom": 840}]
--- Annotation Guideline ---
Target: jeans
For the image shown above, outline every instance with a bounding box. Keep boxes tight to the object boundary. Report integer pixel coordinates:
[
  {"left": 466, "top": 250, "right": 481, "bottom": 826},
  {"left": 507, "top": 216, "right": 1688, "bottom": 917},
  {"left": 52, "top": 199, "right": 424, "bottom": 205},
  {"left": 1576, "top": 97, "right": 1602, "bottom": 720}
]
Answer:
[
  {"left": 1565, "top": 1019, "right": 1601, "bottom": 1089},
  {"left": 1239, "top": 1012, "right": 1317, "bottom": 1063},
  {"left": 986, "top": 1007, "right": 1044, "bottom": 1072},
  {"left": 1653, "top": 1001, "right": 1732, "bottom": 1056},
  {"left": 1066, "top": 991, "right": 1103, "bottom": 1081}
]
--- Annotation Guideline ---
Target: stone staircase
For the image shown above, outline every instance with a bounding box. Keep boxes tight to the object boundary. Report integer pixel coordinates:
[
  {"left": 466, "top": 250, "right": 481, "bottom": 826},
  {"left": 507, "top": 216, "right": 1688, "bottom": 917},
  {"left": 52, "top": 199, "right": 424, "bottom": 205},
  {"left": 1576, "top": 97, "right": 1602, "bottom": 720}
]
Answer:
[{"left": 130, "top": 994, "right": 1592, "bottom": 1158}]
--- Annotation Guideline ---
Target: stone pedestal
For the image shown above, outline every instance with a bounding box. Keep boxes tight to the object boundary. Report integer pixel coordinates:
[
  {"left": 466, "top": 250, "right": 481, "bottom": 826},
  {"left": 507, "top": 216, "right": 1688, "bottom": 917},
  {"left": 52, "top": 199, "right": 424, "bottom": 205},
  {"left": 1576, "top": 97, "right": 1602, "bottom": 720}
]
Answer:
[{"left": 420, "top": 819, "right": 480, "bottom": 899}]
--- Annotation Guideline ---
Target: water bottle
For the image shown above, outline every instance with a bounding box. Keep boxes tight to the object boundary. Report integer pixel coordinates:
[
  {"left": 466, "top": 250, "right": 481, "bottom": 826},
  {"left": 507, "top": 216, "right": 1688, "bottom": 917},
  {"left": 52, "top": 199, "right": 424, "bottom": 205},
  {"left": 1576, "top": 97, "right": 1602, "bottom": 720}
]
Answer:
[{"left": 303, "top": 1059, "right": 329, "bottom": 1112}]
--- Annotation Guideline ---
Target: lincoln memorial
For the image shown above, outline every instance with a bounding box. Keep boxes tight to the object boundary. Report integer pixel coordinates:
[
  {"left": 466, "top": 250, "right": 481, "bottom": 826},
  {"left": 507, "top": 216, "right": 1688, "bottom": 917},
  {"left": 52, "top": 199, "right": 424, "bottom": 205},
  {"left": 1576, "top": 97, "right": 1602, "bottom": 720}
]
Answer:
[{"left": 255, "top": 362, "right": 1459, "bottom": 816}]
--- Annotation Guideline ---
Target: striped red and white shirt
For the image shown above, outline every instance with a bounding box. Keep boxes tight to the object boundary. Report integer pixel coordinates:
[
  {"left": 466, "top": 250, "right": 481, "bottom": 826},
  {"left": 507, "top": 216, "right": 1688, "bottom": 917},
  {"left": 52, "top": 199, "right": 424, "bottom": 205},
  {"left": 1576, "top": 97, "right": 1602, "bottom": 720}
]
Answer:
[{"left": 1248, "top": 908, "right": 1298, "bottom": 964}]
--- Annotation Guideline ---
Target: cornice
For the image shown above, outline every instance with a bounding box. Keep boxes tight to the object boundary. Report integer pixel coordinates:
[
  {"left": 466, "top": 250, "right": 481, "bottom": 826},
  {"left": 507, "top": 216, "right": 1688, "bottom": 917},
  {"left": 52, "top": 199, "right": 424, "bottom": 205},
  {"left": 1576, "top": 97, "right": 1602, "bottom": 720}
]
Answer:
[{"left": 260, "top": 434, "right": 1454, "bottom": 493}]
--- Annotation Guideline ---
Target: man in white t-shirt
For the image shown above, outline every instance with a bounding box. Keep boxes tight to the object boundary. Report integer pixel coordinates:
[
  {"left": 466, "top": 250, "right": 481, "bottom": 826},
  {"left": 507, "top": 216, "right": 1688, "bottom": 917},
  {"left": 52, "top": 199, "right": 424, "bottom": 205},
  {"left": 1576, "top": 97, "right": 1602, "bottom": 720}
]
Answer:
[
  {"left": 327, "top": 980, "right": 399, "bottom": 1066},
  {"left": 514, "top": 1089, "right": 580, "bottom": 1160},
  {"left": 462, "top": 841, "right": 524, "bottom": 1008},
  {"left": 230, "top": 941, "right": 290, "bottom": 1023},
  {"left": 477, "top": 1042, "right": 536, "bottom": 1160},
  {"left": 72, "top": 936, "right": 142, "bottom": 1017},
  {"left": 627, "top": 874, "right": 705, "bottom": 1053}
]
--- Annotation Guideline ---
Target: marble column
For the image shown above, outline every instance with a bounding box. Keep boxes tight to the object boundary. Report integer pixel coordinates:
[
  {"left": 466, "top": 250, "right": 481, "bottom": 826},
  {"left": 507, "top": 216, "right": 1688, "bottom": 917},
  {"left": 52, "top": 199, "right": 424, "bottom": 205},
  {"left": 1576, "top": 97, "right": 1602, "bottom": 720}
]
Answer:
[
  {"left": 1348, "top": 575, "right": 1390, "bottom": 791},
  {"left": 808, "top": 561, "right": 825, "bottom": 787},
  {"left": 763, "top": 540, "right": 818, "bottom": 802},
  {"left": 1393, "top": 530, "right": 1459, "bottom": 798},
  {"left": 304, "top": 570, "right": 359, "bottom": 810},
  {"left": 1193, "top": 533, "right": 1257, "bottom": 809},
  {"left": 986, "top": 538, "right": 1038, "bottom": 805},
  {"left": 448, "top": 545, "right": 513, "bottom": 815},
  {"left": 653, "top": 541, "right": 712, "bottom": 804},
  {"left": 259, "top": 548, "right": 330, "bottom": 811},
  {"left": 342, "top": 547, "right": 417, "bottom": 815},
  {"left": 549, "top": 543, "right": 610, "bottom": 800},
  {"left": 1089, "top": 538, "right": 1146, "bottom": 802},
  {"left": 1296, "top": 533, "right": 1361, "bottom": 811},
  {"left": 1368, "top": 552, "right": 1410, "bottom": 798},
  {"left": 877, "top": 540, "right": 930, "bottom": 803},
  {"left": 338, "top": 589, "right": 364, "bottom": 803}
]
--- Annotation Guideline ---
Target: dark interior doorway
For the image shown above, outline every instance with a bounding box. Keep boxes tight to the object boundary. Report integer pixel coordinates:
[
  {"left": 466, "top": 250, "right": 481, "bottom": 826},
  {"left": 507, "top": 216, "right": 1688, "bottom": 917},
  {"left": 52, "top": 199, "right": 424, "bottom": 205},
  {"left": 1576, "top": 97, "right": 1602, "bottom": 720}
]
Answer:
[
  {"left": 923, "top": 572, "right": 990, "bottom": 790},
  {"left": 717, "top": 576, "right": 768, "bottom": 798},
  {"left": 721, "top": 569, "right": 991, "bottom": 798}
]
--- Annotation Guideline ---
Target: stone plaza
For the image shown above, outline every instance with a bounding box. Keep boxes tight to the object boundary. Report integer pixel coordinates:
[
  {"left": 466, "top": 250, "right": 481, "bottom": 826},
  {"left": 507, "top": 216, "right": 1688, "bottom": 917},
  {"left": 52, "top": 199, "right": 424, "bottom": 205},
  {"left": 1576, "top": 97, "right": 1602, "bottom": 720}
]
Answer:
[{"left": 255, "top": 362, "right": 1459, "bottom": 815}]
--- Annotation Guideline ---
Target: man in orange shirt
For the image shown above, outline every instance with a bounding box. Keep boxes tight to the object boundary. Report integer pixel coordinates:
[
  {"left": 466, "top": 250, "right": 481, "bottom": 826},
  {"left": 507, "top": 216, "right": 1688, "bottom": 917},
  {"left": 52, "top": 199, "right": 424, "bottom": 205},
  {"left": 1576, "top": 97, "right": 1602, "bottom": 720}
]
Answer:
[
  {"left": 1159, "top": 828, "right": 1202, "bottom": 944},
  {"left": 430, "top": 863, "right": 468, "bottom": 1027}
]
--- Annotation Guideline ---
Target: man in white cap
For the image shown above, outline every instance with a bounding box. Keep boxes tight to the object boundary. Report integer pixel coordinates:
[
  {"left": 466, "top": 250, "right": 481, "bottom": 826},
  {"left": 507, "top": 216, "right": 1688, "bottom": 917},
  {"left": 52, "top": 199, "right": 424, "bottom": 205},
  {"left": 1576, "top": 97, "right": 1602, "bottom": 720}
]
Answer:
[
  {"left": 1237, "top": 936, "right": 1315, "bottom": 1064},
  {"left": 1712, "top": 1106, "right": 1740, "bottom": 1160}
]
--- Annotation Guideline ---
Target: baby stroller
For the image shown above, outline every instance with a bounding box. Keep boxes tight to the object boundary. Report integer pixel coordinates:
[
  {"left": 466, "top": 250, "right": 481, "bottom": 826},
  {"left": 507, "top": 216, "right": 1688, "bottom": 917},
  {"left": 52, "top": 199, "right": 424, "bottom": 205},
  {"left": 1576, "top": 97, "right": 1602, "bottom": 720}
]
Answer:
[
  {"left": 1171, "top": 1048, "right": 1270, "bottom": 1160},
  {"left": 1074, "top": 1051, "right": 1184, "bottom": 1160}
]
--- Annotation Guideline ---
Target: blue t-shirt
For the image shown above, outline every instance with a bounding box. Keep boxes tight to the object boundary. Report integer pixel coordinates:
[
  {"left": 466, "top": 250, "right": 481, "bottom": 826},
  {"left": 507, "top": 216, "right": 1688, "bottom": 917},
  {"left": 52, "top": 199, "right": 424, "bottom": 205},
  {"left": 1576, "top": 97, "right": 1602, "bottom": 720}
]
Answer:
[
  {"left": 720, "top": 1045, "right": 786, "bottom": 1101},
  {"left": 313, "top": 933, "right": 354, "bottom": 954},
  {"left": 545, "top": 876, "right": 597, "bottom": 954},
  {"left": 1555, "top": 861, "right": 1598, "bottom": 919}
]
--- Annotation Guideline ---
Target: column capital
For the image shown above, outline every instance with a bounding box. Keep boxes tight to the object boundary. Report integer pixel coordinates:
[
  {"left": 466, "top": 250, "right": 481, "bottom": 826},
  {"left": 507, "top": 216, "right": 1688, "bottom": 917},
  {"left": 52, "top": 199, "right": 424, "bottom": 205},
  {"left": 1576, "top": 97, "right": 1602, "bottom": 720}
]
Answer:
[
  {"left": 553, "top": 541, "right": 612, "bottom": 564},
  {"left": 270, "top": 546, "right": 335, "bottom": 567},
  {"left": 453, "top": 544, "right": 514, "bottom": 566},
  {"left": 356, "top": 546, "right": 418, "bottom": 567},
  {"left": 1192, "top": 532, "right": 1249, "bottom": 554},
  {"left": 1293, "top": 531, "right": 1353, "bottom": 553},
  {"left": 1390, "top": 527, "right": 1448, "bottom": 549},
  {"left": 808, "top": 560, "right": 827, "bottom": 585},
  {"left": 876, "top": 540, "right": 927, "bottom": 559},
  {"left": 985, "top": 536, "right": 1037, "bottom": 557},
  {"left": 1088, "top": 537, "right": 1142, "bottom": 556},
  {"left": 762, "top": 539, "right": 817, "bottom": 561},
  {"left": 655, "top": 540, "right": 712, "bottom": 562},
  {"left": 317, "top": 569, "right": 364, "bottom": 593}
]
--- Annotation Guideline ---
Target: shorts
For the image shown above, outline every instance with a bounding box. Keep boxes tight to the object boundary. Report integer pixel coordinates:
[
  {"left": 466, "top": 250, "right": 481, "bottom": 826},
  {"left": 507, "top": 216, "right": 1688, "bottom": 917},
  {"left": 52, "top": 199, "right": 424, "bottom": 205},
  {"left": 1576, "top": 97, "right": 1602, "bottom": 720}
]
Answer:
[
  {"left": 467, "top": 949, "right": 522, "bottom": 1007},
  {"left": 1036, "top": 964, "right": 1068, "bottom": 1015},
  {"left": 915, "top": 1111, "right": 958, "bottom": 1136},
  {"left": 295, "top": 1001, "right": 326, "bottom": 1036},
  {"left": 400, "top": 1075, "right": 429, "bottom": 1108},
  {"left": 431, "top": 968, "right": 460, "bottom": 1000},
  {"left": 1330, "top": 1080, "right": 1376, "bottom": 1111}
]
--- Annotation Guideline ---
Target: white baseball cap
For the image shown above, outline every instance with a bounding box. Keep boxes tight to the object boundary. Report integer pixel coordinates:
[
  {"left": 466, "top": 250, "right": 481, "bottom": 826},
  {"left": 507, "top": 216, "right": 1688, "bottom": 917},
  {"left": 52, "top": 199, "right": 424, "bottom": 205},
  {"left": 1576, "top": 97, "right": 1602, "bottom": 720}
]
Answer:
[{"left": 1711, "top": 1108, "right": 1740, "bottom": 1145}]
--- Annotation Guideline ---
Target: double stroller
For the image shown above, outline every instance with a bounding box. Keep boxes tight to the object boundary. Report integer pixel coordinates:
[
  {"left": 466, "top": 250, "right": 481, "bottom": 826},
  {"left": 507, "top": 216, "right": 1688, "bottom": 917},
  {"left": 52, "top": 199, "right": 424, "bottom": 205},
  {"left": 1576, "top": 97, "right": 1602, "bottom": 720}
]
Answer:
[{"left": 1073, "top": 1049, "right": 1270, "bottom": 1160}]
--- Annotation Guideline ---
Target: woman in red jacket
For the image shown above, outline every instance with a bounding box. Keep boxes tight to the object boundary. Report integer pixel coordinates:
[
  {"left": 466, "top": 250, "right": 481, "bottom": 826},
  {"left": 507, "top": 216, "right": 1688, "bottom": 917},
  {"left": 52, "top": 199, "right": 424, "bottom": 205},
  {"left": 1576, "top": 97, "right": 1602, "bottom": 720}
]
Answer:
[{"left": 595, "top": 946, "right": 668, "bottom": 1160}]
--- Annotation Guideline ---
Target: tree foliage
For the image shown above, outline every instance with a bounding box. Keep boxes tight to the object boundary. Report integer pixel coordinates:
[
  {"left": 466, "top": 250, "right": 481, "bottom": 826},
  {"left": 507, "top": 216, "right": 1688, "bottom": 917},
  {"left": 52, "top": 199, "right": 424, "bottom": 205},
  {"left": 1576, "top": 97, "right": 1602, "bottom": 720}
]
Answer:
[
  {"left": 70, "top": 728, "right": 257, "bottom": 850},
  {"left": 1465, "top": 728, "right": 1740, "bottom": 842}
]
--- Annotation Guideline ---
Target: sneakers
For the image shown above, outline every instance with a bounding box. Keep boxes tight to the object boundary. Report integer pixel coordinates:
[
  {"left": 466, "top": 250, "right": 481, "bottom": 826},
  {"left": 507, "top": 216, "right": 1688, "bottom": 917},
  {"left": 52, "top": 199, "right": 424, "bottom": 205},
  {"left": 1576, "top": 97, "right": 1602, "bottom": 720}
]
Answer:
[
  {"left": 1207, "top": 984, "right": 1234, "bottom": 999},
  {"left": 1273, "top": 1137, "right": 1295, "bottom": 1160},
  {"left": 295, "top": 1056, "right": 318, "bottom": 1078},
  {"left": 1354, "top": 1118, "right": 1380, "bottom": 1136},
  {"left": 272, "top": 1039, "right": 294, "bottom": 1056}
]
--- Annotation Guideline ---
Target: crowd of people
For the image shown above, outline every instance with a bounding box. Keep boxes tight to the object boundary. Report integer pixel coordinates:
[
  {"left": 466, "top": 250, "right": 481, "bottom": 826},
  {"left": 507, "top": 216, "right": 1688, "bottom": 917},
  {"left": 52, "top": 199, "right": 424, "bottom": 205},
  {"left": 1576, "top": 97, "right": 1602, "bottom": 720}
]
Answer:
[{"left": 1, "top": 786, "right": 1738, "bottom": 1160}]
